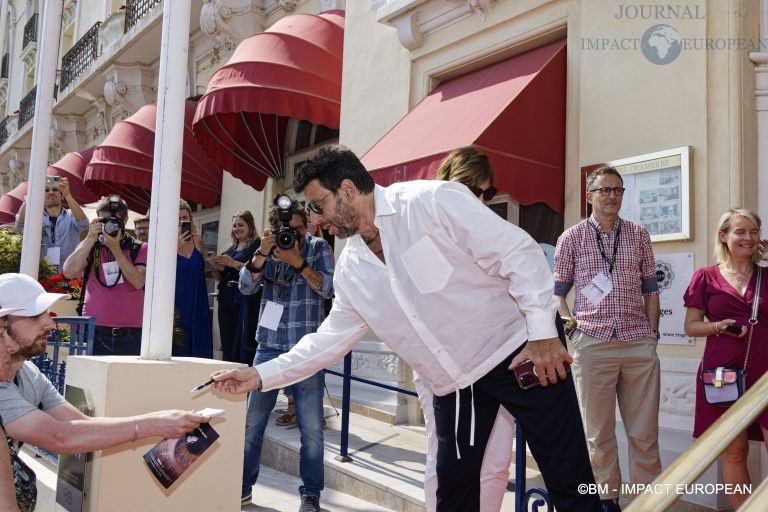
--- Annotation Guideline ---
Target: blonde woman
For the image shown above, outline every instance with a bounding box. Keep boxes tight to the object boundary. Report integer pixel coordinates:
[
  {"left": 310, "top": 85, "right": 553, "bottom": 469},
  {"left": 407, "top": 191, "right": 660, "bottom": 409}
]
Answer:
[{"left": 683, "top": 208, "right": 768, "bottom": 509}]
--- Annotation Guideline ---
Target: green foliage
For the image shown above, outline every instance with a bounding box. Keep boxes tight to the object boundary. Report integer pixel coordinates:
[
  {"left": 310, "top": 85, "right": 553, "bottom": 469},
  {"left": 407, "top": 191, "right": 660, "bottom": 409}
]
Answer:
[{"left": 0, "top": 228, "right": 55, "bottom": 279}]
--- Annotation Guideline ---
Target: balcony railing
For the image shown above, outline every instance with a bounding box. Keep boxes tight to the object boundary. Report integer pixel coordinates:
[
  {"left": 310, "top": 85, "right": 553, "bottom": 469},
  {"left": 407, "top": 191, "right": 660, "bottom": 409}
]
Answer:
[
  {"left": 124, "top": 0, "right": 162, "bottom": 33},
  {"left": 18, "top": 86, "right": 36, "bottom": 129},
  {"left": 0, "top": 116, "right": 10, "bottom": 147},
  {"left": 1, "top": 53, "right": 8, "bottom": 79},
  {"left": 22, "top": 13, "right": 38, "bottom": 49},
  {"left": 59, "top": 22, "right": 102, "bottom": 92}
]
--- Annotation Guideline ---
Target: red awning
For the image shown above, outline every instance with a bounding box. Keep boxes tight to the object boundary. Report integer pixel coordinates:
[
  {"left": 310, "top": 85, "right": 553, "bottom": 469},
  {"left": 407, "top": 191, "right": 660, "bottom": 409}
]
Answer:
[
  {"left": 193, "top": 10, "right": 345, "bottom": 190},
  {"left": 0, "top": 182, "right": 28, "bottom": 224},
  {"left": 362, "top": 40, "right": 566, "bottom": 213},
  {"left": 85, "top": 101, "right": 224, "bottom": 211},
  {"left": 48, "top": 147, "right": 101, "bottom": 205}
]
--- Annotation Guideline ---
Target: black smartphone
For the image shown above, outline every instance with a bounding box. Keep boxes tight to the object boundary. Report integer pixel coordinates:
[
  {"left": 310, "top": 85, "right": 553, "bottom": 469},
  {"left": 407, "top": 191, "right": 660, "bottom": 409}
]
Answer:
[
  {"left": 724, "top": 324, "right": 742, "bottom": 335},
  {"left": 511, "top": 359, "right": 571, "bottom": 390},
  {"left": 181, "top": 220, "right": 192, "bottom": 237}
]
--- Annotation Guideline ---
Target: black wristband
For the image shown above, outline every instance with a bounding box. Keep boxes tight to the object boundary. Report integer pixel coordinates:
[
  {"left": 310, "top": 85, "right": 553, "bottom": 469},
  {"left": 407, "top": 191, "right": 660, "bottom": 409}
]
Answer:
[
  {"left": 295, "top": 260, "right": 309, "bottom": 272},
  {"left": 246, "top": 260, "right": 262, "bottom": 273},
  {"left": 254, "top": 248, "right": 265, "bottom": 257}
]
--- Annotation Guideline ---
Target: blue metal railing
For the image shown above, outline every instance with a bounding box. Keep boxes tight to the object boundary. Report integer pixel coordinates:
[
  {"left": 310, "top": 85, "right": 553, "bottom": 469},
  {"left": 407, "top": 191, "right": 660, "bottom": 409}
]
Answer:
[
  {"left": 30, "top": 316, "right": 95, "bottom": 394},
  {"left": 325, "top": 352, "right": 552, "bottom": 510}
]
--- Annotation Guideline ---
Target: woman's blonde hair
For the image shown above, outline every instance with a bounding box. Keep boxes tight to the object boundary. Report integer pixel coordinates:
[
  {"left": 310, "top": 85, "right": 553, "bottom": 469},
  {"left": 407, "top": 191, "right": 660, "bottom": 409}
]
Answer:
[
  {"left": 434, "top": 146, "right": 494, "bottom": 188},
  {"left": 713, "top": 208, "right": 762, "bottom": 264},
  {"left": 179, "top": 199, "right": 197, "bottom": 234}
]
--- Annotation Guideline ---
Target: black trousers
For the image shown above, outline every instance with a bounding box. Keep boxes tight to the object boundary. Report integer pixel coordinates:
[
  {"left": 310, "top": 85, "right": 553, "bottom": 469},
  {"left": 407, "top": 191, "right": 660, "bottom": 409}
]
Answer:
[{"left": 433, "top": 348, "right": 601, "bottom": 512}]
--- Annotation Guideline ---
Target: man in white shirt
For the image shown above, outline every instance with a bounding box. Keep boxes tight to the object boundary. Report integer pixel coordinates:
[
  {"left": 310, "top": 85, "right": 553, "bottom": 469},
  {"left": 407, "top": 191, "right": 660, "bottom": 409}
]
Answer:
[{"left": 212, "top": 145, "right": 600, "bottom": 512}]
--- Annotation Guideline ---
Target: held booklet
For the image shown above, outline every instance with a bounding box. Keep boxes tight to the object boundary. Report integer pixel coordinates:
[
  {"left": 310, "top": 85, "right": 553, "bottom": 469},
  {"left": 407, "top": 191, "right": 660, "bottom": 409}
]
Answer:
[{"left": 143, "top": 423, "right": 220, "bottom": 489}]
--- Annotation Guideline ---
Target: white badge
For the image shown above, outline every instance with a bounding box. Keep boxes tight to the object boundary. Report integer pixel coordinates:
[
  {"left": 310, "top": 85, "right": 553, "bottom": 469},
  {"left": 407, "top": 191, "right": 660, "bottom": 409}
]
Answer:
[
  {"left": 102, "top": 260, "right": 124, "bottom": 286},
  {"left": 580, "top": 272, "right": 613, "bottom": 306},
  {"left": 46, "top": 246, "right": 61, "bottom": 266},
  {"left": 258, "top": 301, "right": 284, "bottom": 331}
]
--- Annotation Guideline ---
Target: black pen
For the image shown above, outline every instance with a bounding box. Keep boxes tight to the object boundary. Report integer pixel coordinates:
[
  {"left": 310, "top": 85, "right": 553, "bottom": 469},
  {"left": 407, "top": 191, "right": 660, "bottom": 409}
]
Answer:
[{"left": 190, "top": 378, "right": 215, "bottom": 393}]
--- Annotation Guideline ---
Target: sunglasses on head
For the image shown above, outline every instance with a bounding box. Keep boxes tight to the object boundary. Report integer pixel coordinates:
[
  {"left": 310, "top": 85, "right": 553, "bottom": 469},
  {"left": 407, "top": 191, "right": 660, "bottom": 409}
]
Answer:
[{"left": 468, "top": 185, "right": 498, "bottom": 201}]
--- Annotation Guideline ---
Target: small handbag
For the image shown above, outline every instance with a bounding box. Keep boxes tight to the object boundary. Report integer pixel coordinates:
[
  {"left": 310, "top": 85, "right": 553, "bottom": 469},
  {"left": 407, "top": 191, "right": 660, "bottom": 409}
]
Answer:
[{"left": 701, "top": 266, "right": 762, "bottom": 407}]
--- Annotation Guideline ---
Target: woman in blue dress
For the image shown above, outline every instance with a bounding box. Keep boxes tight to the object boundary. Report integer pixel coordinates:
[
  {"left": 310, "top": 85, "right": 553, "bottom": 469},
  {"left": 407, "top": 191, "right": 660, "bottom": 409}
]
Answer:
[{"left": 174, "top": 200, "right": 213, "bottom": 358}]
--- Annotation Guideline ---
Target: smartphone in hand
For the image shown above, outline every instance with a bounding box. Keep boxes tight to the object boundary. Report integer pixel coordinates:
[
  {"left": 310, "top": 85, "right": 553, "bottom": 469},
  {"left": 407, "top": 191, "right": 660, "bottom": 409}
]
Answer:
[
  {"left": 181, "top": 220, "right": 192, "bottom": 237},
  {"left": 511, "top": 359, "right": 571, "bottom": 390},
  {"left": 724, "top": 324, "right": 742, "bottom": 335}
]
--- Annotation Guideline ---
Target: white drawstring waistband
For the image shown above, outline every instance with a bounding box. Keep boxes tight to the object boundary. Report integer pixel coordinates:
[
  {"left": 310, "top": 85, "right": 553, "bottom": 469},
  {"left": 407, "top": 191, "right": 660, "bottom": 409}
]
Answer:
[{"left": 454, "top": 384, "right": 476, "bottom": 459}]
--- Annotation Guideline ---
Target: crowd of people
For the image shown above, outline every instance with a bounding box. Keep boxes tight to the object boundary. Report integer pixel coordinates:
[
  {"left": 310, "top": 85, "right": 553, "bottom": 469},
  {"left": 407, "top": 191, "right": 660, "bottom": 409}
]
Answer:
[{"left": 2, "top": 144, "right": 768, "bottom": 512}]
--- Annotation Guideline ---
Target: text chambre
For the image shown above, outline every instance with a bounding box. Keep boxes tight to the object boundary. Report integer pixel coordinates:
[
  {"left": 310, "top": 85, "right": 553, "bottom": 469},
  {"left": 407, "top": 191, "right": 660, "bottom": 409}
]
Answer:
[{"left": 615, "top": 4, "right": 705, "bottom": 20}]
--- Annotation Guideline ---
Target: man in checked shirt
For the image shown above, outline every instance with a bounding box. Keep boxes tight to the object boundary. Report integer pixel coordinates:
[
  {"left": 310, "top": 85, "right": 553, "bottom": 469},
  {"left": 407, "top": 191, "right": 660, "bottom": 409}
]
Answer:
[
  {"left": 237, "top": 200, "right": 335, "bottom": 512},
  {"left": 554, "top": 166, "right": 661, "bottom": 512}
]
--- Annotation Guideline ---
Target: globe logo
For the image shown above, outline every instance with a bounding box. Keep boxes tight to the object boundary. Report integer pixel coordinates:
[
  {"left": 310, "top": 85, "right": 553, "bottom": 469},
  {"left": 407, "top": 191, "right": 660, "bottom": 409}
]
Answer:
[{"left": 641, "top": 24, "right": 682, "bottom": 65}]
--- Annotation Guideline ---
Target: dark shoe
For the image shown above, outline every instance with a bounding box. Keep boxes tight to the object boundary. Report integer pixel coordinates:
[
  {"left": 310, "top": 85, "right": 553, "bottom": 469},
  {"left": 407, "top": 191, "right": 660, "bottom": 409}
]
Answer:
[
  {"left": 299, "top": 494, "right": 320, "bottom": 512},
  {"left": 601, "top": 498, "right": 621, "bottom": 512},
  {"left": 241, "top": 492, "right": 252, "bottom": 504}
]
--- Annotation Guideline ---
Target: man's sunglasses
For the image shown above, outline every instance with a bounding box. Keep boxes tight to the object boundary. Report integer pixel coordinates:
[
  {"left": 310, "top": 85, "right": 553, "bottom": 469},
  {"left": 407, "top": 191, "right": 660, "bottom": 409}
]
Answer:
[{"left": 468, "top": 185, "right": 498, "bottom": 201}]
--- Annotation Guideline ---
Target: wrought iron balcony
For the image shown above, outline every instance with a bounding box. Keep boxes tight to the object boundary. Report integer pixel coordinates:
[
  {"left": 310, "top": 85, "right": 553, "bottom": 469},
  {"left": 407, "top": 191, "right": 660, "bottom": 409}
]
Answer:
[
  {"left": 22, "top": 13, "right": 38, "bottom": 49},
  {"left": 124, "top": 0, "right": 162, "bottom": 33},
  {"left": 18, "top": 86, "right": 36, "bottom": 129},
  {"left": 0, "top": 116, "right": 10, "bottom": 147},
  {"left": 59, "top": 22, "right": 102, "bottom": 92},
  {"left": 1, "top": 53, "right": 8, "bottom": 79}
]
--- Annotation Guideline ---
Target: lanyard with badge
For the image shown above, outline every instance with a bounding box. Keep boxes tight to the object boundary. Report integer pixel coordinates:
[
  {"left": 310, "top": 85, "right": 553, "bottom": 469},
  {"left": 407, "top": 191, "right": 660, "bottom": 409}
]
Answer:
[{"left": 580, "top": 220, "right": 621, "bottom": 305}]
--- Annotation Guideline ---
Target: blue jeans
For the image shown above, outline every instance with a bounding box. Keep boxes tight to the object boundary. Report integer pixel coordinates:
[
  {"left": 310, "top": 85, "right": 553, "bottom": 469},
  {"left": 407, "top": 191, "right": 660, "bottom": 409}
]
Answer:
[
  {"left": 92, "top": 328, "right": 142, "bottom": 355},
  {"left": 242, "top": 346, "right": 324, "bottom": 498}
]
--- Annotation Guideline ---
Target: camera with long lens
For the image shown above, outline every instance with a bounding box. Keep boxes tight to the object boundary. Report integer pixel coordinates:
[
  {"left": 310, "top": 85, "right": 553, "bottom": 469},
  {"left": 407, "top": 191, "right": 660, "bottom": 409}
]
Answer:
[
  {"left": 98, "top": 195, "right": 125, "bottom": 244},
  {"left": 271, "top": 194, "right": 300, "bottom": 250}
]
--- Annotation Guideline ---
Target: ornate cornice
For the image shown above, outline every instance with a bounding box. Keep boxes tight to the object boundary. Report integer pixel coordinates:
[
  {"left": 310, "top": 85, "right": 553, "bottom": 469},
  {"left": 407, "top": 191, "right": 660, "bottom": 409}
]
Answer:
[
  {"left": 374, "top": 0, "right": 499, "bottom": 50},
  {"left": 200, "top": 0, "right": 259, "bottom": 52}
]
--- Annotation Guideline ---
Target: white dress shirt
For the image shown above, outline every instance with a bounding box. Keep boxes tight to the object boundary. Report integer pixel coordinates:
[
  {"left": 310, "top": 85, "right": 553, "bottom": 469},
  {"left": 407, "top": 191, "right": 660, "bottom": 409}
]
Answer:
[{"left": 257, "top": 181, "right": 558, "bottom": 396}]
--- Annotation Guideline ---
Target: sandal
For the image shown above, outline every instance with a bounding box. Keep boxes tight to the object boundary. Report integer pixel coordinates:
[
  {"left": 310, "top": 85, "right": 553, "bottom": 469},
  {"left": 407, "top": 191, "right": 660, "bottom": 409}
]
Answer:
[{"left": 275, "top": 412, "right": 297, "bottom": 426}]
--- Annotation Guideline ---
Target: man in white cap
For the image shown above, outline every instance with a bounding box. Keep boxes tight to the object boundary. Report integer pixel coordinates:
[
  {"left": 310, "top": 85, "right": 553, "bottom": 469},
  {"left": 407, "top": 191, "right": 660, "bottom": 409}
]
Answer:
[{"left": 0, "top": 273, "right": 208, "bottom": 470}]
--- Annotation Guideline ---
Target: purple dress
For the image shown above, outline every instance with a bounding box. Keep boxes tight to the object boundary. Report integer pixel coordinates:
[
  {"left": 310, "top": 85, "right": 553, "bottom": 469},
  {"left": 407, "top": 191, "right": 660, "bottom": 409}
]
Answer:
[{"left": 683, "top": 264, "right": 768, "bottom": 440}]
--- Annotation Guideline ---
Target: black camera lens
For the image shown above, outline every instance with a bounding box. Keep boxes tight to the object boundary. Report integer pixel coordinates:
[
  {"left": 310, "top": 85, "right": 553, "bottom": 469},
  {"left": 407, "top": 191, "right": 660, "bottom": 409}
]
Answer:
[
  {"left": 103, "top": 219, "right": 120, "bottom": 237},
  {"left": 275, "top": 227, "right": 298, "bottom": 250}
]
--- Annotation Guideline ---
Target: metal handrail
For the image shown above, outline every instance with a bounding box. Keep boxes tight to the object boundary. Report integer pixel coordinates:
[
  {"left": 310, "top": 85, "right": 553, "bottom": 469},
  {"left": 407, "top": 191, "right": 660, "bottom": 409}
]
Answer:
[
  {"left": 59, "top": 21, "right": 101, "bottom": 91},
  {"left": 18, "top": 86, "right": 36, "bottom": 128},
  {"left": 124, "top": 0, "right": 162, "bottom": 33},
  {"left": 30, "top": 316, "right": 95, "bottom": 394},
  {"left": 325, "top": 352, "right": 550, "bottom": 510},
  {"left": 626, "top": 369, "right": 768, "bottom": 511},
  {"left": 22, "top": 13, "right": 38, "bottom": 49}
]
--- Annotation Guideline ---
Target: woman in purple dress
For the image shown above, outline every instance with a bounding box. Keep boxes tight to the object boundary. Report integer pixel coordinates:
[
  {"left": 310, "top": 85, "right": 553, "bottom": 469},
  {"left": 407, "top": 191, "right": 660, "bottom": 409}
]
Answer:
[
  {"left": 174, "top": 200, "right": 213, "bottom": 358},
  {"left": 683, "top": 208, "right": 768, "bottom": 509}
]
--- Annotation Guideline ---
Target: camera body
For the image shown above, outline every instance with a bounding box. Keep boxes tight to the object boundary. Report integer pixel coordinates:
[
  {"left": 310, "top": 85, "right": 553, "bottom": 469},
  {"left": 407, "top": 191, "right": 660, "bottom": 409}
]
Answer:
[
  {"left": 272, "top": 194, "right": 301, "bottom": 250},
  {"left": 511, "top": 359, "right": 571, "bottom": 390},
  {"left": 98, "top": 195, "right": 125, "bottom": 242}
]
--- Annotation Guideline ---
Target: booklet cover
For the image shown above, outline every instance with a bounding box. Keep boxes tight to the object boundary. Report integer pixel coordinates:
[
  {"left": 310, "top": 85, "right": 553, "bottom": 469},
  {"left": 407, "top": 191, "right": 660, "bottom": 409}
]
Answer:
[{"left": 143, "top": 423, "right": 220, "bottom": 489}]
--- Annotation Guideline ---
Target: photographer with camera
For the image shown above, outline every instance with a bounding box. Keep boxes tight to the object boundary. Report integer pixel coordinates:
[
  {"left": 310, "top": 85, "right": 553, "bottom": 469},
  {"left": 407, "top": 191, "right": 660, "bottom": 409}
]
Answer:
[
  {"left": 63, "top": 195, "right": 147, "bottom": 356},
  {"left": 236, "top": 196, "right": 335, "bottom": 511},
  {"left": 15, "top": 176, "right": 88, "bottom": 268}
]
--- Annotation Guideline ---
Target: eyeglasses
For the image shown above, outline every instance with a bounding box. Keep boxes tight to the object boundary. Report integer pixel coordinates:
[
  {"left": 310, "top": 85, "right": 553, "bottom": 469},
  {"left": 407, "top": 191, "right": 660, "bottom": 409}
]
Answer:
[
  {"left": 307, "top": 191, "right": 333, "bottom": 215},
  {"left": 468, "top": 185, "right": 498, "bottom": 201},
  {"left": 589, "top": 187, "right": 626, "bottom": 197}
]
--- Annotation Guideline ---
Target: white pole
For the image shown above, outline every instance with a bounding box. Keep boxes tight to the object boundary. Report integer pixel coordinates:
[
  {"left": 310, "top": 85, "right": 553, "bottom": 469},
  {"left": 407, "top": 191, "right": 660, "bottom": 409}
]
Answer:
[
  {"left": 19, "top": 1, "right": 63, "bottom": 278},
  {"left": 140, "top": 1, "right": 191, "bottom": 360}
]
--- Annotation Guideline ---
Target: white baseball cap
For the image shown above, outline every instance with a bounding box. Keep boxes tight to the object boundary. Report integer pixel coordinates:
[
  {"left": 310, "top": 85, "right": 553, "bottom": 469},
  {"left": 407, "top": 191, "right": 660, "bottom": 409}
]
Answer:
[{"left": 0, "top": 273, "right": 70, "bottom": 317}]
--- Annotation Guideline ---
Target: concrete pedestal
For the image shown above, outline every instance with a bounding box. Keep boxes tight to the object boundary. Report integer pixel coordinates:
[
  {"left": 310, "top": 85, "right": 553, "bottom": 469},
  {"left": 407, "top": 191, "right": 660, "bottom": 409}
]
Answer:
[{"left": 58, "top": 356, "right": 247, "bottom": 512}]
